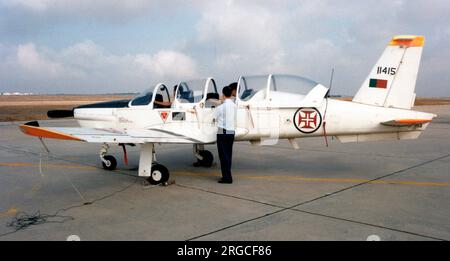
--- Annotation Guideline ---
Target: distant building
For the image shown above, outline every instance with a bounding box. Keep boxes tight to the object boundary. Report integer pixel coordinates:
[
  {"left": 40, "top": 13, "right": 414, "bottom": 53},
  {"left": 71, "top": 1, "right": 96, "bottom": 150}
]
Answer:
[{"left": 1, "top": 92, "right": 33, "bottom": 96}]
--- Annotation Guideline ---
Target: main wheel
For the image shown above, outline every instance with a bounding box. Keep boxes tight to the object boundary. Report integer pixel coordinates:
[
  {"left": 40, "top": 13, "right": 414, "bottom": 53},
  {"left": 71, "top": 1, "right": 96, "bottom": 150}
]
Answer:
[
  {"left": 102, "top": 155, "right": 117, "bottom": 171},
  {"left": 147, "top": 164, "right": 170, "bottom": 185},
  {"left": 198, "top": 150, "right": 213, "bottom": 167}
]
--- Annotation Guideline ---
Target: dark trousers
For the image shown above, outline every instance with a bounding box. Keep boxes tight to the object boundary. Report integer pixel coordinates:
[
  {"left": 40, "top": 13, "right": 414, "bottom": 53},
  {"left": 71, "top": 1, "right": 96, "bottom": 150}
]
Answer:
[{"left": 217, "top": 133, "right": 235, "bottom": 182}]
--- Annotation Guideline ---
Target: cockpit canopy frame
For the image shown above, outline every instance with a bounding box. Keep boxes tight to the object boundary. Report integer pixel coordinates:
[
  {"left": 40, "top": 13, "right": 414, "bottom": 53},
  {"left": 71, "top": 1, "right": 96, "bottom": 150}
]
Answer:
[
  {"left": 129, "top": 83, "right": 171, "bottom": 108},
  {"left": 174, "top": 77, "right": 219, "bottom": 108},
  {"left": 236, "top": 74, "right": 321, "bottom": 104}
]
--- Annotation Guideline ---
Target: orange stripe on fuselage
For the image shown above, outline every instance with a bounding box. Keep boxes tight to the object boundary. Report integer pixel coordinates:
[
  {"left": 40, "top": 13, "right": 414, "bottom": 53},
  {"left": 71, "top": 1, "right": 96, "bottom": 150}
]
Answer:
[{"left": 19, "top": 124, "right": 83, "bottom": 141}]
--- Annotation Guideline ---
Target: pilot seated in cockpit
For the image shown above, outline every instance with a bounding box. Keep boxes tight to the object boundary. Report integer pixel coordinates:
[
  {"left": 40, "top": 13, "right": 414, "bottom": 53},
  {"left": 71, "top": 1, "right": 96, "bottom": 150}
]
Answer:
[{"left": 153, "top": 85, "right": 178, "bottom": 108}]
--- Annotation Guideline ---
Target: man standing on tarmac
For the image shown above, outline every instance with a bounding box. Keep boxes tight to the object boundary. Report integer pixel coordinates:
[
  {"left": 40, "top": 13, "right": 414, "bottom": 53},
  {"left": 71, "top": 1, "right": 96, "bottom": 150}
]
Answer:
[{"left": 214, "top": 86, "right": 237, "bottom": 184}]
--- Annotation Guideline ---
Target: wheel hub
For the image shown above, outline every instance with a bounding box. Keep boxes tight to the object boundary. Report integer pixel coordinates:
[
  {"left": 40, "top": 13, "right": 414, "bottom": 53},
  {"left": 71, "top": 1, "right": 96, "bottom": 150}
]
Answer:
[{"left": 152, "top": 170, "right": 162, "bottom": 181}]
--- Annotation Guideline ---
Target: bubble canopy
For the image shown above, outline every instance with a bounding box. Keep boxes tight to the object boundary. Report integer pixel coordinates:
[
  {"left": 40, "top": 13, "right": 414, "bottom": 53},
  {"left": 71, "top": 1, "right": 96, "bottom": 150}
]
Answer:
[
  {"left": 175, "top": 78, "right": 218, "bottom": 104},
  {"left": 237, "top": 74, "right": 319, "bottom": 102},
  {"left": 270, "top": 74, "right": 318, "bottom": 93},
  {"left": 129, "top": 74, "right": 322, "bottom": 107},
  {"left": 129, "top": 83, "right": 172, "bottom": 107}
]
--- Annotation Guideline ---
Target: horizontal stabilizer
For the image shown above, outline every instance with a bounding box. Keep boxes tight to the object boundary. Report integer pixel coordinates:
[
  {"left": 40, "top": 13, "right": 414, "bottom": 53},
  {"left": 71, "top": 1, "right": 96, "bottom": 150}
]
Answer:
[{"left": 381, "top": 119, "right": 431, "bottom": 127}]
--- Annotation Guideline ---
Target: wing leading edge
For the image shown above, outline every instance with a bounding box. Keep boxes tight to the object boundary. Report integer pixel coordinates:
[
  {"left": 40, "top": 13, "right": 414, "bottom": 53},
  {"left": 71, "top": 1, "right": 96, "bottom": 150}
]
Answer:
[{"left": 19, "top": 121, "right": 210, "bottom": 144}]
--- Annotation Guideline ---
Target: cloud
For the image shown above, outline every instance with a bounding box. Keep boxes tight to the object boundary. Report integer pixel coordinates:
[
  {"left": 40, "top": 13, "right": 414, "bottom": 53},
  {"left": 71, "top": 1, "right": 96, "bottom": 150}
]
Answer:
[
  {"left": 188, "top": 0, "right": 450, "bottom": 96},
  {"left": 6, "top": 0, "right": 153, "bottom": 14},
  {"left": 16, "top": 43, "right": 64, "bottom": 77},
  {"left": 135, "top": 50, "right": 198, "bottom": 80},
  {"left": 2, "top": 0, "right": 186, "bottom": 21},
  {"left": 7, "top": 0, "right": 52, "bottom": 12},
  {"left": 190, "top": 0, "right": 287, "bottom": 80},
  {"left": 1, "top": 0, "right": 449, "bottom": 96},
  {"left": 0, "top": 41, "right": 198, "bottom": 93}
]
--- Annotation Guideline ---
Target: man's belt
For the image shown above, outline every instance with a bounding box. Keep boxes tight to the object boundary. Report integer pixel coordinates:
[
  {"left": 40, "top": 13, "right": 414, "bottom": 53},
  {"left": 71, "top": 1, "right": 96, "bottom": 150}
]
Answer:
[{"left": 218, "top": 127, "right": 235, "bottom": 135}]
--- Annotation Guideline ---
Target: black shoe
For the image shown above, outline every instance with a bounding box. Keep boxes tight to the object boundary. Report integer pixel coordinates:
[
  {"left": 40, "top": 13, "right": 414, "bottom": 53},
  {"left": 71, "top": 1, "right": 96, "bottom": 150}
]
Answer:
[
  {"left": 218, "top": 178, "right": 233, "bottom": 184},
  {"left": 193, "top": 161, "right": 201, "bottom": 167}
]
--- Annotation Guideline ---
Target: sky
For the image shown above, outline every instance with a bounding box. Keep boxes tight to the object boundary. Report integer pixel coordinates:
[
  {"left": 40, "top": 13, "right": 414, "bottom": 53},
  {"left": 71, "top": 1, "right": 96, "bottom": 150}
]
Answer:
[{"left": 0, "top": 0, "right": 449, "bottom": 96}]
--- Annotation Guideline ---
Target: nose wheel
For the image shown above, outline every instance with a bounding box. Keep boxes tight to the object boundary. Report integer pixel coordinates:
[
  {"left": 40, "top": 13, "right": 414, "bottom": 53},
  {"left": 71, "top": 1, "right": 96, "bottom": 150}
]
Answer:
[
  {"left": 99, "top": 143, "right": 171, "bottom": 185},
  {"left": 101, "top": 155, "right": 117, "bottom": 170},
  {"left": 195, "top": 150, "right": 214, "bottom": 167},
  {"left": 147, "top": 163, "right": 170, "bottom": 185},
  {"left": 100, "top": 143, "right": 118, "bottom": 171}
]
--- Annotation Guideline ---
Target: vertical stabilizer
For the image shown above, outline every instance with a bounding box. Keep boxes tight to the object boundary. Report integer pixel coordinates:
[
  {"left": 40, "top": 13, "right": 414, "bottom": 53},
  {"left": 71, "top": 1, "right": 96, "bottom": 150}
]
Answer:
[{"left": 353, "top": 35, "right": 424, "bottom": 109}]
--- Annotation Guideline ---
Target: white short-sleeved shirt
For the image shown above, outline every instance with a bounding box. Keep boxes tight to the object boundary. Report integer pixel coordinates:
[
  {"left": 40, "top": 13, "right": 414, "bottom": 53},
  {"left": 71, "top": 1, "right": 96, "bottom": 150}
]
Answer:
[{"left": 214, "top": 99, "right": 237, "bottom": 132}]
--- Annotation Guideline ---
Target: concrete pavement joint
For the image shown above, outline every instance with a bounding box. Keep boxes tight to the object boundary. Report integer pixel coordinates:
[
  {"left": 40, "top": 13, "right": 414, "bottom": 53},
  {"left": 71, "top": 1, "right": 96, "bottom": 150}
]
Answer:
[
  {"left": 0, "top": 177, "right": 140, "bottom": 238},
  {"left": 185, "top": 153, "right": 450, "bottom": 241},
  {"left": 180, "top": 182, "right": 446, "bottom": 241}
]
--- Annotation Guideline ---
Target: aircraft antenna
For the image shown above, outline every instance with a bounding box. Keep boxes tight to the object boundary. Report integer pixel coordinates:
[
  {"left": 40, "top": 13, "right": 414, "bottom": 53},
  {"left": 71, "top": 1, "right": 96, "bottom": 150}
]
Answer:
[
  {"left": 323, "top": 68, "right": 334, "bottom": 147},
  {"left": 327, "top": 68, "right": 334, "bottom": 97}
]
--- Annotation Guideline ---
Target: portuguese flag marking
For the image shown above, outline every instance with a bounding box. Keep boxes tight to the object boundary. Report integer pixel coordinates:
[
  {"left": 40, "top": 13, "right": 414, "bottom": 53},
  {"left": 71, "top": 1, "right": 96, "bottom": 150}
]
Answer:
[{"left": 369, "top": 79, "right": 388, "bottom": 88}]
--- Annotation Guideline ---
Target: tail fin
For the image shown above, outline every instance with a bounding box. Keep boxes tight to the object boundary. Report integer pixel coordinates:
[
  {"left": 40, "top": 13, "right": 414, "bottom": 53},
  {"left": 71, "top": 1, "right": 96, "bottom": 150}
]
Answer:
[{"left": 353, "top": 35, "right": 424, "bottom": 109}]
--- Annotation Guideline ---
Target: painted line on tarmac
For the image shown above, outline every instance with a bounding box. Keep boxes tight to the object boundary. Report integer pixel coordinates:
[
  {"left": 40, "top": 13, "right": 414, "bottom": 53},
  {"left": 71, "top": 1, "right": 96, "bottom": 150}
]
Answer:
[
  {"left": 2, "top": 162, "right": 449, "bottom": 188},
  {"left": 173, "top": 171, "right": 450, "bottom": 188},
  {"left": 0, "top": 162, "right": 97, "bottom": 170},
  {"left": 0, "top": 207, "right": 18, "bottom": 218}
]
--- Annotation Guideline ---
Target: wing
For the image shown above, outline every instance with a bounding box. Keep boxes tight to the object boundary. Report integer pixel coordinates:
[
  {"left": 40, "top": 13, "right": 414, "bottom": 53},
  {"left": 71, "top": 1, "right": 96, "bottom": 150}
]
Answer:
[
  {"left": 19, "top": 121, "right": 215, "bottom": 144},
  {"left": 381, "top": 119, "right": 432, "bottom": 127},
  {"left": 20, "top": 121, "right": 134, "bottom": 143}
]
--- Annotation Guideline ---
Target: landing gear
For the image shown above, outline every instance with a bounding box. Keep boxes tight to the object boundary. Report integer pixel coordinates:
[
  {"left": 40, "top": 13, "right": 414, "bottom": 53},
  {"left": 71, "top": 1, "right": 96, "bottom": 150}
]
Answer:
[
  {"left": 139, "top": 143, "right": 170, "bottom": 185},
  {"left": 197, "top": 150, "right": 214, "bottom": 167},
  {"left": 147, "top": 164, "right": 170, "bottom": 185},
  {"left": 102, "top": 155, "right": 117, "bottom": 170},
  {"left": 99, "top": 143, "right": 171, "bottom": 185},
  {"left": 100, "top": 143, "right": 117, "bottom": 171},
  {"left": 193, "top": 144, "right": 214, "bottom": 167}
]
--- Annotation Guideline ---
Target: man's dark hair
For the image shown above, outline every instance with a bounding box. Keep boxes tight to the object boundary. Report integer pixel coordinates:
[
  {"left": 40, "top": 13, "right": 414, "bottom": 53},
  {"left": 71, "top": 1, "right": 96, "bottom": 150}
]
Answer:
[
  {"left": 222, "top": 86, "right": 232, "bottom": 97},
  {"left": 228, "top": 82, "right": 238, "bottom": 91}
]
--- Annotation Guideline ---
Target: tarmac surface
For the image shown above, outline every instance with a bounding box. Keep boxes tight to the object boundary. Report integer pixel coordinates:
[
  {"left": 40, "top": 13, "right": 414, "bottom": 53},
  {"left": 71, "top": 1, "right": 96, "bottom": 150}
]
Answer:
[{"left": 0, "top": 105, "right": 449, "bottom": 241}]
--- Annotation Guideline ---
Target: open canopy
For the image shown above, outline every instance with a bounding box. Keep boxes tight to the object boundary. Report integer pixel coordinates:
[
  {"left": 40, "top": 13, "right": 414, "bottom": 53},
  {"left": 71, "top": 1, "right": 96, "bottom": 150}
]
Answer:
[
  {"left": 269, "top": 74, "right": 319, "bottom": 94},
  {"left": 237, "top": 74, "right": 320, "bottom": 102},
  {"left": 129, "top": 83, "right": 173, "bottom": 108},
  {"left": 129, "top": 74, "right": 326, "bottom": 108},
  {"left": 236, "top": 74, "right": 328, "bottom": 107},
  {"left": 175, "top": 78, "right": 218, "bottom": 105}
]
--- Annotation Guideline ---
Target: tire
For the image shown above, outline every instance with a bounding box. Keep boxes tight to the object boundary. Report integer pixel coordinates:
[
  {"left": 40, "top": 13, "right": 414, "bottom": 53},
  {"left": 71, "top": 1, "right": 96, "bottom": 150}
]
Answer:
[
  {"left": 198, "top": 150, "right": 213, "bottom": 167},
  {"left": 147, "top": 164, "right": 170, "bottom": 185},
  {"left": 102, "top": 155, "right": 117, "bottom": 171}
]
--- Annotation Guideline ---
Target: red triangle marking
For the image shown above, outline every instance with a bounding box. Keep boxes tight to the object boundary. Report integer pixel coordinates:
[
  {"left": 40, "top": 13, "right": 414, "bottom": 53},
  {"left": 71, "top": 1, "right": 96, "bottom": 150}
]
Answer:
[{"left": 159, "top": 111, "right": 168, "bottom": 123}]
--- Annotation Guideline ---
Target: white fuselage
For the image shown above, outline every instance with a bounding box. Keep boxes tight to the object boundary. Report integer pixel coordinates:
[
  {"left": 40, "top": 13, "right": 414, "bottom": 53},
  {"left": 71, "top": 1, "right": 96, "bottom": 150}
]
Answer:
[{"left": 74, "top": 93, "right": 435, "bottom": 145}]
